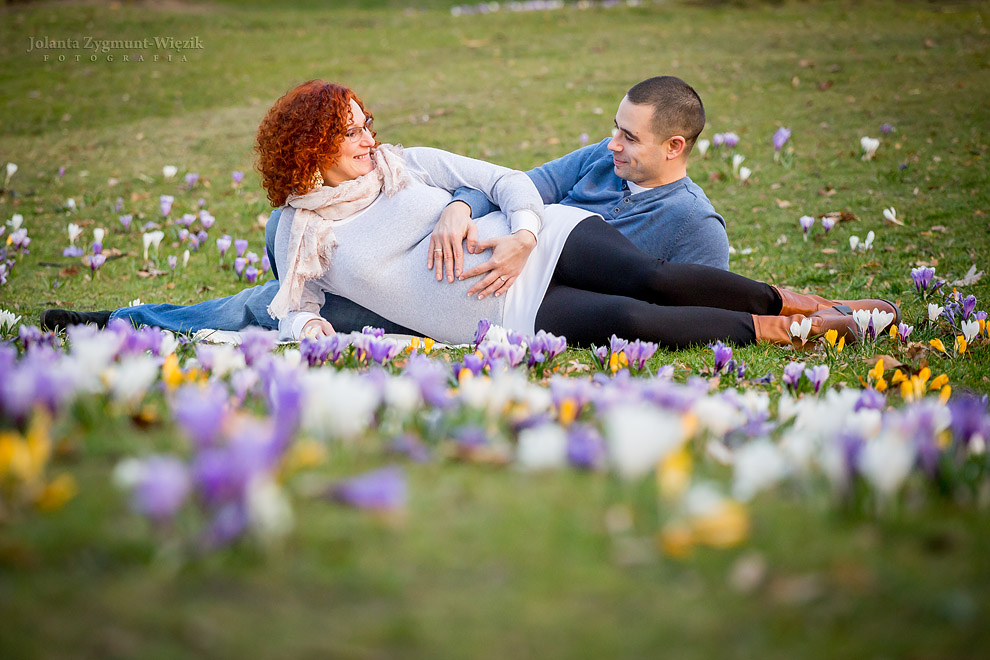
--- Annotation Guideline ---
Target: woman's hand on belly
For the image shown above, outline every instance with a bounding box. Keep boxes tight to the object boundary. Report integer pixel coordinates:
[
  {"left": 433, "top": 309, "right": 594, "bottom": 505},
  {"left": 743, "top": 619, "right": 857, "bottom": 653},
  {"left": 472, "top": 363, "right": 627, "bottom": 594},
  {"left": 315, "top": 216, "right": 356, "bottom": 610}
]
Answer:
[{"left": 459, "top": 229, "right": 537, "bottom": 300}]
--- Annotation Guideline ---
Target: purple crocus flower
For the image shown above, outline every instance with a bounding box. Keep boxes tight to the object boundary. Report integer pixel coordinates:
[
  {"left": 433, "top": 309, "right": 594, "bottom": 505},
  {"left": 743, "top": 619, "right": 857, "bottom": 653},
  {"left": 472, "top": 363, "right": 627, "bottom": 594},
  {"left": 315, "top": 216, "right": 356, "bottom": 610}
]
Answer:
[
  {"left": 217, "top": 234, "right": 231, "bottom": 259},
  {"left": 187, "top": 235, "right": 200, "bottom": 252},
  {"left": 88, "top": 253, "right": 106, "bottom": 273},
  {"left": 62, "top": 246, "right": 83, "bottom": 257},
  {"left": 178, "top": 228, "right": 190, "bottom": 243},
  {"left": 782, "top": 361, "right": 805, "bottom": 391},
  {"left": 821, "top": 216, "right": 835, "bottom": 234},
  {"left": 167, "top": 255, "right": 178, "bottom": 270},
  {"left": 609, "top": 334, "right": 628, "bottom": 357},
  {"left": 388, "top": 434, "right": 431, "bottom": 463},
  {"left": 238, "top": 327, "right": 277, "bottom": 366},
  {"left": 114, "top": 196, "right": 124, "bottom": 212},
  {"left": 233, "top": 257, "right": 246, "bottom": 278},
  {"left": 260, "top": 253, "right": 271, "bottom": 274},
  {"left": 624, "top": 339, "right": 657, "bottom": 371},
  {"left": 712, "top": 133, "right": 724, "bottom": 147},
  {"left": 244, "top": 265, "right": 258, "bottom": 284},
  {"left": 948, "top": 395, "right": 989, "bottom": 449},
  {"left": 579, "top": 133, "right": 589, "bottom": 147},
  {"left": 473, "top": 319, "right": 492, "bottom": 348},
  {"left": 772, "top": 127, "right": 791, "bottom": 151},
  {"left": 362, "top": 326, "right": 385, "bottom": 338},
  {"left": 404, "top": 354, "right": 451, "bottom": 408},
  {"left": 799, "top": 215, "right": 814, "bottom": 240},
  {"left": 592, "top": 344, "right": 609, "bottom": 368},
  {"left": 897, "top": 322, "right": 913, "bottom": 344},
  {"left": 180, "top": 213, "right": 196, "bottom": 228},
  {"left": 911, "top": 266, "right": 936, "bottom": 294},
  {"left": 160, "top": 195, "right": 174, "bottom": 218},
  {"left": 10, "top": 229, "right": 30, "bottom": 253},
  {"left": 198, "top": 198, "right": 206, "bottom": 209},
  {"left": 199, "top": 211, "right": 215, "bottom": 229},
  {"left": 127, "top": 455, "right": 191, "bottom": 523},
  {"left": 197, "top": 230, "right": 208, "bottom": 244},
  {"left": 961, "top": 295, "right": 977, "bottom": 320},
  {"left": 232, "top": 171, "right": 245, "bottom": 184},
  {"left": 710, "top": 340, "right": 732, "bottom": 373},
  {"left": 722, "top": 132, "right": 740, "bottom": 148},
  {"left": 244, "top": 251, "right": 259, "bottom": 265},
  {"left": 804, "top": 364, "right": 830, "bottom": 393},
  {"left": 329, "top": 466, "right": 407, "bottom": 512},
  {"left": 854, "top": 388, "right": 886, "bottom": 412},
  {"left": 881, "top": 123, "right": 893, "bottom": 134},
  {"left": 57, "top": 165, "right": 66, "bottom": 178},
  {"left": 119, "top": 214, "right": 132, "bottom": 230},
  {"left": 459, "top": 352, "right": 485, "bottom": 377},
  {"left": 185, "top": 172, "right": 199, "bottom": 189},
  {"left": 173, "top": 383, "right": 228, "bottom": 447},
  {"left": 527, "top": 330, "right": 567, "bottom": 367},
  {"left": 566, "top": 424, "right": 606, "bottom": 470},
  {"left": 234, "top": 238, "right": 248, "bottom": 258}
]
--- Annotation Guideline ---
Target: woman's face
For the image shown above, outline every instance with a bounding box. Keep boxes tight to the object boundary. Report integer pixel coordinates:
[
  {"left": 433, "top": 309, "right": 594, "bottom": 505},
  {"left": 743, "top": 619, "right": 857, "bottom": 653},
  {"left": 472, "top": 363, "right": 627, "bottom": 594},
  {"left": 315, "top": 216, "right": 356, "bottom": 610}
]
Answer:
[{"left": 320, "top": 98, "right": 377, "bottom": 187}]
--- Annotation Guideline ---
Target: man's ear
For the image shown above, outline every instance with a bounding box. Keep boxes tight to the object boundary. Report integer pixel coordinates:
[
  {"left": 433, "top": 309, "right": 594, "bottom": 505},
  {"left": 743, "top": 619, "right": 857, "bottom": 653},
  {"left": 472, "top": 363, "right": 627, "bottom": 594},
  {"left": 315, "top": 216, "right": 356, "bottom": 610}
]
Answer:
[{"left": 666, "top": 135, "right": 687, "bottom": 160}]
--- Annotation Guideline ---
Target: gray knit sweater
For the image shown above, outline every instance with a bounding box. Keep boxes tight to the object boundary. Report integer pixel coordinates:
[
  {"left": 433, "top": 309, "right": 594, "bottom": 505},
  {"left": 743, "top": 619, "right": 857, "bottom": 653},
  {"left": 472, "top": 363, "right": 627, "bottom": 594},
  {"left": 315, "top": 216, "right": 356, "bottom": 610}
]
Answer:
[{"left": 275, "top": 147, "right": 546, "bottom": 344}]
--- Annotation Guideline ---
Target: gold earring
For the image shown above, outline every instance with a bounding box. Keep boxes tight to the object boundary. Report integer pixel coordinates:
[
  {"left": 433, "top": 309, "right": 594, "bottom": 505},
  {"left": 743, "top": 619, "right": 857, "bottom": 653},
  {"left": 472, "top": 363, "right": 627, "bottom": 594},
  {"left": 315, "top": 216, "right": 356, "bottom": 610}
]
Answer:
[{"left": 312, "top": 169, "right": 324, "bottom": 189}]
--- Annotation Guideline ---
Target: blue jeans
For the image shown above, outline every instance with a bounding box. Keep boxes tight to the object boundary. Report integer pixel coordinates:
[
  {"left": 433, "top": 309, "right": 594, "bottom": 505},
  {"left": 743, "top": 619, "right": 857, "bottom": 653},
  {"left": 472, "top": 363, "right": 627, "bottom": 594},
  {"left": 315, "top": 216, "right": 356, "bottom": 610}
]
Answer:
[{"left": 110, "top": 208, "right": 416, "bottom": 335}]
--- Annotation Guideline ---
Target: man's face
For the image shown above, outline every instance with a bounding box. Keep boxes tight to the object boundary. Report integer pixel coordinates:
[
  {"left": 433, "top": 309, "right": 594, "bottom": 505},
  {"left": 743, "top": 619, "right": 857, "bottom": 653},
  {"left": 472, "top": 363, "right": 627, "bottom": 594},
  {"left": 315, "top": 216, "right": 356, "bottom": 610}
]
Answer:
[{"left": 607, "top": 96, "right": 667, "bottom": 187}]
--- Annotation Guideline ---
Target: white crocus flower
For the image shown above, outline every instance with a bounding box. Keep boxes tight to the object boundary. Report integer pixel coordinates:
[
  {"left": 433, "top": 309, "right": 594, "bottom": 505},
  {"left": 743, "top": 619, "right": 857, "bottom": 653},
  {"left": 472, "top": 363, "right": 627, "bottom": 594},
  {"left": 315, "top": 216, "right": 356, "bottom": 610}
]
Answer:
[
  {"left": 863, "top": 230, "right": 875, "bottom": 250},
  {"left": 4, "top": 162, "right": 17, "bottom": 185},
  {"left": 93, "top": 227, "right": 105, "bottom": 244},
  {"left": 871, "top": 308, "right": 894, "bottom": 335},
  {"left": 858, "top": 431, "right": 915, "bottom": 498},
  {"left": 105, "top": 355, "right": 160, "bottom": 407},
  {"left": 66, "top": 198, "right": 77, "bottom": 211},
  {"left": 696, "top": 138, "right": 710, "bottom": 157},
  {"left": 129, "top": 298, "right": 142, "bottom": 307},
  {"left": 0, "top": 309, "right": 22, "bottom": 332},
  {"left": 383, "top": 375, "right": 421, "bottom": 414},
  {"left": 852, "top": 309, "right": 872, "bottom": 337},
  {"left": 789, "top": 317, "right": 812, "bottom": 342},
  {"left": 738, "top": 166, "right": 752, "bottom": 183},
  {"left": 67, "top": 222, "right": 83, "bottom": 244},
  {"left": 604, "top": 403, "right": 685, "bottom": 480},
  {"left": 732, "top": 154, "right": 745, "bottom": 173},
  {"left": 247, "top": 476, "right": 294, "bottom": 544},
  {"left": 8, "top": 213, "right": 23, "bottom": 231},
  {"left": 162, "top": 165, "right": 178, "bottom": 179},
  {"left": 516, "top": 423, "right": 568, "bottom": 471},
  {"left": 182, "top": 249, "right": 190, "bottom": 267},
  {"left": 860, "top": 136, "right": 880, "bottom": 160},
  {"left": 849, "top": 235, "right": 860, "bottom": 251},
  {"left": 732, "top": 440, "right": 790, "bottom": 501},
  {"left": 928, "top": 303, "right": 945, "bottom": 323},
  {"left": 300, "top": 369, "right": 380, "bottom": 442},
  {"left": 882, "top": 207, "right": 902, "bottom": 225},
  {"left": 961, "top": 319, "right": 979, "bottom": 344},
  {"left": 142, "top": 230, "right": 165, "bottom": 259}
]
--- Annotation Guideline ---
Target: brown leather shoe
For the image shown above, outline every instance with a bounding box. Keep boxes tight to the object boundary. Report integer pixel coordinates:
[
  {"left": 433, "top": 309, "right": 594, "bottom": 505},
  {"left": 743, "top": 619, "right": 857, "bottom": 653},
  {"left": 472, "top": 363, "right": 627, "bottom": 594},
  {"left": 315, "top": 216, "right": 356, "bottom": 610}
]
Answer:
[
  {"left": 752, "top": 308, "right": 858, "bottom": 346},
  {"left": 774, "top": 286, "right": 900, "bottom": 326}
]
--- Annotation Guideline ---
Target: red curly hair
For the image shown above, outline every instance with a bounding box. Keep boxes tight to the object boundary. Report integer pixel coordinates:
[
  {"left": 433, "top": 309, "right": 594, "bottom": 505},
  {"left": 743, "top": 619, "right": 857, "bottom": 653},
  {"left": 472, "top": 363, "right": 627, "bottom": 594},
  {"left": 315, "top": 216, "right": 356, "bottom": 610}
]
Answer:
[{"left": 255, "top": 80, "right": 376, "bottom": 206}]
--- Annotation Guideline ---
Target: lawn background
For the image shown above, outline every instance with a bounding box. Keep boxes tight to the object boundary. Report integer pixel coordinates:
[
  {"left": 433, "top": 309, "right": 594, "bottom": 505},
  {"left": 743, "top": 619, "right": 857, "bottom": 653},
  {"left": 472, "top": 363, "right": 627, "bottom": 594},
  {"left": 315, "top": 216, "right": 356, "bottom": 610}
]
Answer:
[{"left": 1, "top": 0, "right": 989, "bottom": 658}]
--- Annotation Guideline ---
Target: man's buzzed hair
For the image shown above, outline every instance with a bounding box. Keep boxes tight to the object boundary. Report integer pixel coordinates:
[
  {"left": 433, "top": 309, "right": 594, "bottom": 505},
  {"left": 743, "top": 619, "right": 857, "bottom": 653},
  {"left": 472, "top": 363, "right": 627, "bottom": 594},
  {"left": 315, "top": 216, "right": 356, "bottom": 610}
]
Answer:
[{"left": 626, "top": 76, "right": 706, "bottom": 151}]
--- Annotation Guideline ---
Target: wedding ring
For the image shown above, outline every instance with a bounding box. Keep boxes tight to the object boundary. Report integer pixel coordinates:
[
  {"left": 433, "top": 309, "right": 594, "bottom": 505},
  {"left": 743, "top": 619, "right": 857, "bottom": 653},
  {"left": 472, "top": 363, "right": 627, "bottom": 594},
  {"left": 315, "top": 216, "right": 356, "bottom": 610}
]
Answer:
[
  {"left": 434, "top": 248, "right": 443, "bottom": 253},
  {"left": 499, "top": 276, "right": 507, "bottom": 282}
]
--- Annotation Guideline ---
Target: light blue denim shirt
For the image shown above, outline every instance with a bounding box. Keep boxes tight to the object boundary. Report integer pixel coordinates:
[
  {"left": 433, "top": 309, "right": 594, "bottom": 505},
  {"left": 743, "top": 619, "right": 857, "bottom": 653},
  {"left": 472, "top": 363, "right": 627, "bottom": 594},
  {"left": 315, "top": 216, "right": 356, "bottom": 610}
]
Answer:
[{"left": 452, "top": 138, "right": 730, "bottom": 270}]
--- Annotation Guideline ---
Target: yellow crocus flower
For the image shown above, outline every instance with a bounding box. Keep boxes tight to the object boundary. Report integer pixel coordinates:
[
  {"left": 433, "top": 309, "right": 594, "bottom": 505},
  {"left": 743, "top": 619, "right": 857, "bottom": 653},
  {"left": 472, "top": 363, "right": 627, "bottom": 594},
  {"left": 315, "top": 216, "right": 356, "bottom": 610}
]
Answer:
[
  {"left": 891, "top": 369, "right": 907, "bottom": 385},
  {"left": 657, "top": 447, "right": 693, "bottom": 502},
  {"left": 824, "top": 329, "right": 838, "bottom": 347},
  {"left": 691, "top": 500, "right": 750, "bottom": 549},
  {"left": 837, "top": 335, "right": 845, "bottom": 353},
  {"left": 939, "top": 384, "right": 951, "bottom": 404},
  {"left": 869, "top": 359, "right": 885, "bottom": 381},
  {"left": 889, "top": 324, "right": 898, "bottom": 339},
  {"left": 658, "top": 523, "right": 695, "bottom": 559},
  {"left": 36, "top": 473, "right": 78, "bottom": 512},
  {"left": 408, "top": 337, "right": 420, "bottom": 353},
  {"left": 929, "top": 338, "right": 947, "bottom": 355},
  {"left": 161, "top": 353, "right": 184, "bottom": 389},
  {"left": 557, "top": 398, "right": 579, "bottom": 426},
  {"left": 424, "top": 338, "right": 435, "bottom": 353},
  {"left": 928, "top": 374, "right": 949, "bottom": 391},
  {"left": 955, "top": 335, "right": 967, "bottom": 355}
]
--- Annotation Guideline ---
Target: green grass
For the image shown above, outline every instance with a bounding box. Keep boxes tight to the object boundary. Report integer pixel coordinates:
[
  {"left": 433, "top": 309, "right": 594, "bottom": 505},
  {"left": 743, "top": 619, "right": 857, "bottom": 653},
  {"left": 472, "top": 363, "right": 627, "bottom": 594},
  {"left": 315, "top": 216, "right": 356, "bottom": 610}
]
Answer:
[{"left": 1, "top": 0, "right": 990, "bottom": 657}]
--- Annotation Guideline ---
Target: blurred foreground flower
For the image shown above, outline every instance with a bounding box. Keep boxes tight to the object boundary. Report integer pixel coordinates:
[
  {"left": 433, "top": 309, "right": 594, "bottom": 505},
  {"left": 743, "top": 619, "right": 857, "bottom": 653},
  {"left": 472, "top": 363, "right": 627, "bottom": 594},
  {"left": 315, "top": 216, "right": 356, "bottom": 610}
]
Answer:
[
  {"left": 861, "top": 136, "right": 880, "bottom": 160},
  {"left": 328, "top": 466, "right": 407, "bottom": 512}
]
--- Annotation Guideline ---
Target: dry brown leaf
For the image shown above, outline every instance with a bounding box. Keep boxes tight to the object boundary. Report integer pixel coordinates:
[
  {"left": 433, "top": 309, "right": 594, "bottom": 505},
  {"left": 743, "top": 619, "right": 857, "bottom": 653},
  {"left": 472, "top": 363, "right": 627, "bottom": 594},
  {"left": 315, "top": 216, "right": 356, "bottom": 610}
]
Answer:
[
  {"left": 865, "top": 355, "right": 904, "bottom": 371},
  {"left": 822, "top": 248, "right": 837, "bottom": 254},
  {"left": 775, "top": 199, "right": 792, "bottom": 209}
]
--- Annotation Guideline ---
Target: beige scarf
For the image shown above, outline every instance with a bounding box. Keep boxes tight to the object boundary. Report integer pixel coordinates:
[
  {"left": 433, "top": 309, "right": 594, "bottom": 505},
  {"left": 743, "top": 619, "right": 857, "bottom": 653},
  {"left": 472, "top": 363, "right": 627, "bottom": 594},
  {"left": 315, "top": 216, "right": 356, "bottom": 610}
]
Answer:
[{"left": 267, "top": 144, "right": 409, "bottom": 320}]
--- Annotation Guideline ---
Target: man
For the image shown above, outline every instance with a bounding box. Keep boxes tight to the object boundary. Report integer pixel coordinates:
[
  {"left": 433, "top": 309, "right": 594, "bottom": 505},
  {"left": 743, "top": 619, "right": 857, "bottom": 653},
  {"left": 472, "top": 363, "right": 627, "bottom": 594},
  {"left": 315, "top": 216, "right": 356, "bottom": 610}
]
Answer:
[{"left": 41, "top": 76, "right": 728, "bottom": 334}]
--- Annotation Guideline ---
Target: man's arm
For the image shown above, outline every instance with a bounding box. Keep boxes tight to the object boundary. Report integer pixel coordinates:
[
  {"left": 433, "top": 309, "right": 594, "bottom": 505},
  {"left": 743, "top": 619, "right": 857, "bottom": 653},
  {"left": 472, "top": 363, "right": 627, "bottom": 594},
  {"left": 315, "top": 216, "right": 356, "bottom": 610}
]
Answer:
[{"left": 669, "top": 213, "right": 730, "bottom": 271}]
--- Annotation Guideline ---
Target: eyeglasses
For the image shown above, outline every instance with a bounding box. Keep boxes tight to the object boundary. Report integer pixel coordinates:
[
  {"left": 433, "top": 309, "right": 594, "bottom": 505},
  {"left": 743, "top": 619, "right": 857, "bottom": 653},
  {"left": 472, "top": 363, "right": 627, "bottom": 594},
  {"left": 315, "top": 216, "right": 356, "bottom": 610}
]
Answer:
[{"left": 344, "top": 118, "right": 375, "bottom": 143}]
